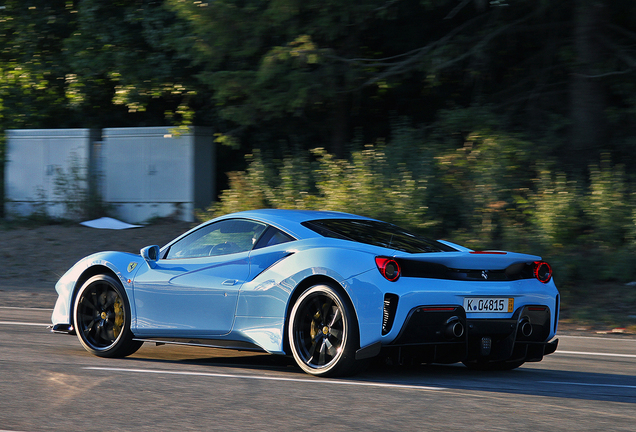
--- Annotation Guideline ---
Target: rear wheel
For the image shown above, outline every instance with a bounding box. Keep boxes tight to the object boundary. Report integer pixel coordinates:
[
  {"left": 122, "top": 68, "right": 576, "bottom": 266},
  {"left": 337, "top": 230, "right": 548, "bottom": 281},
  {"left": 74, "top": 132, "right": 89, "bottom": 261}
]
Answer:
[
  {"left": 73, "top": 274, "right": 142, "bottom": 357},
  {"left": 288, "top": 284, "right": 359, "bottom": 377}
]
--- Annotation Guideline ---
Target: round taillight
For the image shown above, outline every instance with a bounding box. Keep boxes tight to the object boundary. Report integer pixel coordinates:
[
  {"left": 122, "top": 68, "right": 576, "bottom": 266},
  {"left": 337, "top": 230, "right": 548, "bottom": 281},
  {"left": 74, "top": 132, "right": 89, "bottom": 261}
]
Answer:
[
  {"left": 376, "top": 257, "right": 401, "bottom": 282},
  {"left": 533, "top": 261, "right": 552, "bottom": 283}
]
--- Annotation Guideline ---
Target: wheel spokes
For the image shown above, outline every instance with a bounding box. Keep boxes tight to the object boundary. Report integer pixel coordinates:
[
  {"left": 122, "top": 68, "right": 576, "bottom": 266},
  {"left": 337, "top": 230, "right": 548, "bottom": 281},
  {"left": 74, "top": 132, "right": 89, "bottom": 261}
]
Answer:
[
  {"left": 97, "top": 322, "right": 109, "bottom": 343},
  {"left": 79, "top": 295, "right": 98, "bottom": 312},
  {"left": 325, "top": 338, "right": 338, "bottom": 358},
  {"left": 102, "top": 291, "right": 118, "bottom": 310},
  {"left": 83, "top": 316, "right": 98, "bottom": 332},
  {"left": 328, "top": 307, "right": 342, "bottom": 328},
  {"left": 329, "top": 328, "right": 342, "bottom": 340},
  {"left": 307, "top": 338, "right": 319, "bottom": 359},
  {"left": 295, "top": 294, "right": 347, "bottom": 368},
  {"left": 77, "top": 284, "right": 122, "bottom": 349},
  {"left": 321, "top": 299, "right": 334, "bottom": 321},
  {"left": 317, "top": 338, "right": 327, "bottom": 365}
]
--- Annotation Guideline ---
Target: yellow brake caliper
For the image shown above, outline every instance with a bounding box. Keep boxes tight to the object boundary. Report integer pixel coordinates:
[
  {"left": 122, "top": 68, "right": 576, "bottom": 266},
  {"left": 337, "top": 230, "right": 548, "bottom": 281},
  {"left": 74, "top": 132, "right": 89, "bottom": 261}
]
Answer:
[
  {"left": 310, "top": 310, "right": 321, "bottom": 340},
  {"left": 113, "top": 297, "right": 124, "bottom": 338}
]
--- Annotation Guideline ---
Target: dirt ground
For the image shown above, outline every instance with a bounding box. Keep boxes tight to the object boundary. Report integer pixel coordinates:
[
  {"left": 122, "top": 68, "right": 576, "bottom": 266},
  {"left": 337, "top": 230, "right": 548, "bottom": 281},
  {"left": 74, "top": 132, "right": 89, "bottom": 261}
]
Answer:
[{"left": 0, "top": 220, "right": 194, "bottom": 307}]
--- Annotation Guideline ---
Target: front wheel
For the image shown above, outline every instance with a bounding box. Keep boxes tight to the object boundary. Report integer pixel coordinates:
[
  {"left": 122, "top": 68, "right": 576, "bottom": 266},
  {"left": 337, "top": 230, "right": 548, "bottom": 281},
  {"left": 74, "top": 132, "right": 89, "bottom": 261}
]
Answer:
[
  {"left": 288, "top": 284, "right": 359, "bottom": 377},
  {"left": 73, "top": 274, "right": 142, "bottom": 358}
]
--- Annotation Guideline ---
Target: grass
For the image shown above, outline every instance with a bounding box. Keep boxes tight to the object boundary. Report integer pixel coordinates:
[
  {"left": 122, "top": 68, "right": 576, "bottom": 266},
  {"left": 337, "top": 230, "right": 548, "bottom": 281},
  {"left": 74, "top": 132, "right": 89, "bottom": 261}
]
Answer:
[{"left": 559, "top": 281, "right": 636, "bottom": 333}]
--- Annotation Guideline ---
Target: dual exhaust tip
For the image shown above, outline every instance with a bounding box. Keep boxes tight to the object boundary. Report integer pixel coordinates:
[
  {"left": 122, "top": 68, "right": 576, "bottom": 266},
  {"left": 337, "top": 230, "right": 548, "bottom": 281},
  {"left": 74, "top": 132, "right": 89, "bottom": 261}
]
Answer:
[{"left": 443, "top": 317, "right": 533, "bottom": 339}]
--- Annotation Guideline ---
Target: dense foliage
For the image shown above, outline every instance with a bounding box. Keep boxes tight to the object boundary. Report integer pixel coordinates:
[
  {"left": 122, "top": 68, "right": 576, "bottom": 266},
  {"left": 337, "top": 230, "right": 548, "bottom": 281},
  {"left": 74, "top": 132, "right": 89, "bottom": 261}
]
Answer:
[
  {"left": 203, "top": 119, "right": 636, "bottom": 292},
  {"left": 2, "top": 1, "right": 636, "bottom": 302}
]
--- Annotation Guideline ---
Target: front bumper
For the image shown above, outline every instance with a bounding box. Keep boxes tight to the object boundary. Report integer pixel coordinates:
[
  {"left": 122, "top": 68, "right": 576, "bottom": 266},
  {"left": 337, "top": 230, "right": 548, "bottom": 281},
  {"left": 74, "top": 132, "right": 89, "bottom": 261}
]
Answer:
[
  {"left": 49, "top": 323, "right": 75, "bottom": 335},
  {"left": 382, "top": 304, "right": 558, "bottom": 365}
]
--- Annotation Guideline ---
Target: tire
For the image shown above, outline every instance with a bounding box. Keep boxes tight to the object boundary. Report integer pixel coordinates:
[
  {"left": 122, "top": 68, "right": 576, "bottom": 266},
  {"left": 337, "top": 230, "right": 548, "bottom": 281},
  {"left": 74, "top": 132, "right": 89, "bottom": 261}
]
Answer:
[
  {"left": 462, "top": 360, "right": 525, "bottom": 371},
  {"left": 73, "top": 274, "right": 143, "bottom": 358},
  {"left": 288, "top": 284, "right": 359, "bottom": 377}
]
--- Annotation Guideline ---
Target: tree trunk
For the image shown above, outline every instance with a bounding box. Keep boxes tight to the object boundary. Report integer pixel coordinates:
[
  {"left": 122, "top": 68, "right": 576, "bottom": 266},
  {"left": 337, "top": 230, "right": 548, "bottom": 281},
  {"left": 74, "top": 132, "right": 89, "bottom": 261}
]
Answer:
[
  {"left": 569, "top": 0, "right": 607, "bottom": 174},
  {"left": 330, "top": 94, "right": 349, "bottom": 158}
]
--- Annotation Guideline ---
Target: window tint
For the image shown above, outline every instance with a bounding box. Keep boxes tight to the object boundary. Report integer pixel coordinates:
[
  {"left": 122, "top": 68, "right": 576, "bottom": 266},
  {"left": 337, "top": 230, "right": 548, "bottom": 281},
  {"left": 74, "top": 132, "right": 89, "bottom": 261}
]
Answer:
[
  {"left": 166, "top": 219, "right": 267, "bottom": 259},
  {"left": 253, "top": 226, "right": 295, "bottom": 250},
  {"left": 301, "top": 219, "right": 455, "bottom": 253}
]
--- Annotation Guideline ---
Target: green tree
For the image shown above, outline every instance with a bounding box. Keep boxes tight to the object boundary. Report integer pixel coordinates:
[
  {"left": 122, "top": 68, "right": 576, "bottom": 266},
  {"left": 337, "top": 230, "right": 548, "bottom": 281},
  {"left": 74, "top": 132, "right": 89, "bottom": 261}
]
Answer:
[
  {"left": 62, "top": 0, "right": 204, "bottom": 127},
  {"left": 0, "top": 1, "right": 76, "bottom": 130}
]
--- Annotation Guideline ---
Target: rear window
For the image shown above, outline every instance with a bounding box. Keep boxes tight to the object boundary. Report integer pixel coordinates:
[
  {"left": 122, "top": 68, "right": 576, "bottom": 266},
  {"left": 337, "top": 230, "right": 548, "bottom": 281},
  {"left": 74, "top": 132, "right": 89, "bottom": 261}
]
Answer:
[{"left": 301, "top": 219, "right": 455, "bottom": 253}]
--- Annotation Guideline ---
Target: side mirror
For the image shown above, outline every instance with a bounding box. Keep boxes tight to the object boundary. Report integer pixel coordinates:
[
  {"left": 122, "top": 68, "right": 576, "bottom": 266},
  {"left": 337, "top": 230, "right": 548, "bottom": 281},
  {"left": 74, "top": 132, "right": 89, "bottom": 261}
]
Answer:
[{"left": 140, "top": 245, "right": 160, "bottom": 268}]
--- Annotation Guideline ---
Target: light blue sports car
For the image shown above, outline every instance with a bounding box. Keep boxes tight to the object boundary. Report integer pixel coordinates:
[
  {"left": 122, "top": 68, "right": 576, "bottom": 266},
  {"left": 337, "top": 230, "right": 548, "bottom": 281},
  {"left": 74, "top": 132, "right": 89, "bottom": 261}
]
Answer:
[{"left": 51, "top": 209, "right": 559, "bottom": 376}]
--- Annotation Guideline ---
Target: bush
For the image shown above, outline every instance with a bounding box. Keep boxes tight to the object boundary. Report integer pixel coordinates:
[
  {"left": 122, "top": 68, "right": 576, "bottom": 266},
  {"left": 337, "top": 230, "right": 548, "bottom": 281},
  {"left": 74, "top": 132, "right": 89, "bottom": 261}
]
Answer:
[
  {"left": 202, "top": 118, "right": 636, "bottom": 290},
  {"left": 203, "top": 143, "right": 430, "bottom": 230}
]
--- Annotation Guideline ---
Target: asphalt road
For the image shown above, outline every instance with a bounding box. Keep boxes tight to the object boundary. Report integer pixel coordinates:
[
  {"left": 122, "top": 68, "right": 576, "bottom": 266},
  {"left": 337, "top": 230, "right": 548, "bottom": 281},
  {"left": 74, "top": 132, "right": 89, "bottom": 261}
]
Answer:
[{"left": 1, "top": 306, "right": 635, "bottom": 431}]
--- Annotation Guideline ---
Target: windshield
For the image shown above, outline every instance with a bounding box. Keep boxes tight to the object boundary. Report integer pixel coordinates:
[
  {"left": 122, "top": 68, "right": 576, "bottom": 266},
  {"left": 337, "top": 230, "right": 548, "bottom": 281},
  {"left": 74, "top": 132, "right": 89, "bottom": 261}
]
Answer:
[{"left": 301, "top": 219, "right": 455, "bottom": 253}]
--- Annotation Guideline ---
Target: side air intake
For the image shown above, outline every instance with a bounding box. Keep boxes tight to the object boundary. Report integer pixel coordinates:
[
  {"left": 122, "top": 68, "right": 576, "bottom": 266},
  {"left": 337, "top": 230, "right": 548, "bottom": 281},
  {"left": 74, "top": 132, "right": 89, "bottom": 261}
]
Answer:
[{"left": 382, "top": 294, "right": 399, "bottom": 335}]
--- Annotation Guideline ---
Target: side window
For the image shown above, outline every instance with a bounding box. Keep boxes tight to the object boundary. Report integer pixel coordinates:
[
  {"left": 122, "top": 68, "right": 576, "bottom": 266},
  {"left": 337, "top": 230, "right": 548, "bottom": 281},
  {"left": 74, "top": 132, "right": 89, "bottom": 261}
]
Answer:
[
  {"left": 253, "top": 226, "right": 295, "bottom": 250},
  {"left": 166, "top": 219, "right": 267, "bottom": 259}
]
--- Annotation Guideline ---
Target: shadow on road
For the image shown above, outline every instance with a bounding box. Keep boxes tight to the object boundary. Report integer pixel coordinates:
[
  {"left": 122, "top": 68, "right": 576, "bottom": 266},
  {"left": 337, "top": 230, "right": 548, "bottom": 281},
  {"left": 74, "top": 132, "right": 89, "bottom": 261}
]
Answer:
[{"left": 118, "top": 344, "right": 636, "bottom": 404}]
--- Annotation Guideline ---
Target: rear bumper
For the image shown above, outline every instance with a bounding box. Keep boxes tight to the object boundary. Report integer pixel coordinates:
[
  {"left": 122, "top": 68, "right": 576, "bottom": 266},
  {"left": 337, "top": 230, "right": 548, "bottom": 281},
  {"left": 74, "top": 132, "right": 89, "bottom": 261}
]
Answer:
[{"left": 383, "top": 304, "right": 558, "bottom": 365}]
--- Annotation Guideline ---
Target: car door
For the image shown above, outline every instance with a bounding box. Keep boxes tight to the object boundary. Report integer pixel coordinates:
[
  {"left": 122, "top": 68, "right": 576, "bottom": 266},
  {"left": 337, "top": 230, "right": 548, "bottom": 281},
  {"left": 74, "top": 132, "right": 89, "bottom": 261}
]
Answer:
[{"left": 132, "top": 219, "right": 267, "bottom": 337}]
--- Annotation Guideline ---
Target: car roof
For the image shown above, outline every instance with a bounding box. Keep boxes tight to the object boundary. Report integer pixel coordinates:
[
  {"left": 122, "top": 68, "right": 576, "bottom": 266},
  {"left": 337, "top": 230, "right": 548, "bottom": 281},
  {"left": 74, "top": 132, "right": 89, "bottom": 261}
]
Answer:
[
  {"left": 214, "top": 209, "right": 373, "bottom": 239},
  {"left": 221, "top": 209, "right": 370, "bottom": 223}
]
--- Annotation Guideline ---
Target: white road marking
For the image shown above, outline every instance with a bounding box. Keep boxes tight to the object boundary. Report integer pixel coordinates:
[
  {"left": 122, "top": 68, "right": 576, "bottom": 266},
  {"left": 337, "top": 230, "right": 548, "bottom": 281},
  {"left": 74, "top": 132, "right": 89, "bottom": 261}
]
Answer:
[
  {"left": 0, "top": 306, "right": 53, "bottom": 311},
  {"left": 541, "top": 381, "right": 636, "bottom": 390},
  {"left": 0, "top": 321, "right": 50, "bottom": 327},
  {"left": 555, "top": 350, "right": 636, "bottom": 359},
  {"left": 85, "top": 366, "right": 447, "bottom": 391},
  {"left": 559, "top": 334, "right": 636, "bottom": 342}
]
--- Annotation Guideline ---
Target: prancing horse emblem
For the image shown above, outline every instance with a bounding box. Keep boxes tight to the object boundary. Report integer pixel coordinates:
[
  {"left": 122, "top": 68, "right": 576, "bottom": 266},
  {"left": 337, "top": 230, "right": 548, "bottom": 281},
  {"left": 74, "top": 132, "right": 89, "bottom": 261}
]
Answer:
[{"left": 481, "top": 270, "right": 489, "bottom": 280}]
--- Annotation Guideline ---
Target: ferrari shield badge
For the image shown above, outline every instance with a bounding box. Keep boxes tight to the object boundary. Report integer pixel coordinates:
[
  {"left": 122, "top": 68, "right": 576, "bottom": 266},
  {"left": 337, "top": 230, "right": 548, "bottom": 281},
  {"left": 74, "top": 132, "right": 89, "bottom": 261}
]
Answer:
[{"left": 127, "top": 262, "right": 138, "bottom": 273}]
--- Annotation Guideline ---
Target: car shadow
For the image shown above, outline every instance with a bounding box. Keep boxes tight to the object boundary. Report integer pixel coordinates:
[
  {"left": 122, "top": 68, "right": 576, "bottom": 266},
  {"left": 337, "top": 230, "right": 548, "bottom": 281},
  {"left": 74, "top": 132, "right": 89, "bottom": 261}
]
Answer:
[
  {"left": 122, "top": 345, "right": 636, "bottom": 404},
  {"left": 360, "top": 361, "right": 636, "bottom": 404}
]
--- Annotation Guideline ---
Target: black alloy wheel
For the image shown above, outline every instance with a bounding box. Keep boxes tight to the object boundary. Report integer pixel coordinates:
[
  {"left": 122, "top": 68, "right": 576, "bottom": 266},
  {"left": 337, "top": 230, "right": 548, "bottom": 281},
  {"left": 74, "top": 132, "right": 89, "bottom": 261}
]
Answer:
[
  {"left": 288, "top": 284, "right": 359, "bottom": 377},
  {"left": 73, "top": 274, "right": 142, "bottom": 357}
]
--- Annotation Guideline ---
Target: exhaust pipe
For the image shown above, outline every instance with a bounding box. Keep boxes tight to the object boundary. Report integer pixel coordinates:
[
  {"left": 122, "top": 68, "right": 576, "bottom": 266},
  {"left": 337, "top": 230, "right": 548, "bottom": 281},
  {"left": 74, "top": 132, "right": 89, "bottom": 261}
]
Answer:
[
  {"left": 445, "top": 317, "right": 465, "bottom": 339},
  {"left": 519, "top": 318, "right": 533, "bottom": 337}
]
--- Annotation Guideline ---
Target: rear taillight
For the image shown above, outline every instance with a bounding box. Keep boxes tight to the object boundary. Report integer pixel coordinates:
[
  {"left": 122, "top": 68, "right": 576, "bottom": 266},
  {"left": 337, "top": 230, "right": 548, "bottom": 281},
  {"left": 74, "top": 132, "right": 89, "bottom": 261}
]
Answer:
[
  {"left": 376, "top": 257, "right": 401, "bottom": 282},
  {"left": 533, "top": 261, "right": 552, "bottom": 283}
]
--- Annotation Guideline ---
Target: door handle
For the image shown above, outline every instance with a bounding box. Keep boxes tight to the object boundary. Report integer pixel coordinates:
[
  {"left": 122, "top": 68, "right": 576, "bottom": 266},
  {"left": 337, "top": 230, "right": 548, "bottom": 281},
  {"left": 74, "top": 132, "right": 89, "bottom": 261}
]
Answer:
[{"left": 222, "top": 279, "right": 238, "bottom": 286}]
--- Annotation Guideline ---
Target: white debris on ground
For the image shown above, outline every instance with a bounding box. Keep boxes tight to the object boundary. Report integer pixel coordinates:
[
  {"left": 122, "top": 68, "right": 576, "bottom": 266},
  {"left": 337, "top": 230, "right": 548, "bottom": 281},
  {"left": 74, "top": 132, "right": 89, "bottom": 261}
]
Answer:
[{"left": 80, "top": 217, "right": 143, "bottom": 230}]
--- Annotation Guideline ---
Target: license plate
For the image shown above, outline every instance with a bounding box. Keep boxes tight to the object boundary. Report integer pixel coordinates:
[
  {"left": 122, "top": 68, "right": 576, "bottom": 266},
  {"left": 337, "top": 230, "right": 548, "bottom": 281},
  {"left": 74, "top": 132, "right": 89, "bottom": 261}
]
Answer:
[{"left": 464, "top": 297, "right": 513, "bottom": 313}]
